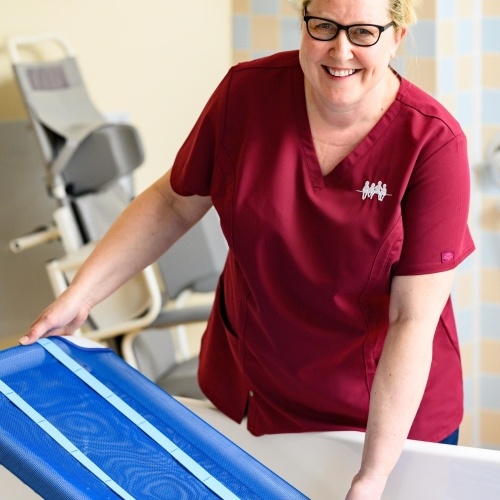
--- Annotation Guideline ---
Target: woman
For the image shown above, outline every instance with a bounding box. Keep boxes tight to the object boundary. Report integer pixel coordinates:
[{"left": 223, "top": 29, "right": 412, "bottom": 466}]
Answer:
[{"left": 21, "top": 0, "right": 474, "bottom": 498}]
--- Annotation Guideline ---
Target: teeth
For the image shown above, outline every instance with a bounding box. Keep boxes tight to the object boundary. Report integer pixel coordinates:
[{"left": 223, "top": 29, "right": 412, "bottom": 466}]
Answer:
[{"left": 328, "top": 68, "right": 356, "bottom": 77}]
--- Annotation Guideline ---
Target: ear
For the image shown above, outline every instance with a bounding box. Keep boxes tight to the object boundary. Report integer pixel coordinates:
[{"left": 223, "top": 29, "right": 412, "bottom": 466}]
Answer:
[{"left": 391, "top": 27, "right": 407, "bottom": 58}]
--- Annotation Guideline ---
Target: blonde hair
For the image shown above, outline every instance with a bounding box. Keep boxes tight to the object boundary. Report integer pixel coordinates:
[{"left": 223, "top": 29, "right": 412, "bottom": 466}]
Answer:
[
  {"left": 296, "top": 0, "right": 421, "bottom": 31},
  {"left": 388, "top": 0, "right": 422, "bottom": 30}
]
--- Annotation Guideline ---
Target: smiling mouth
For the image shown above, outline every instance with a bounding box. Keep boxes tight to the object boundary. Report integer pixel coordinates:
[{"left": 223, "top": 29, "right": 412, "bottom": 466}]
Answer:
[{"left": 324, "top": 67, "right": 359, "bottom": 77}]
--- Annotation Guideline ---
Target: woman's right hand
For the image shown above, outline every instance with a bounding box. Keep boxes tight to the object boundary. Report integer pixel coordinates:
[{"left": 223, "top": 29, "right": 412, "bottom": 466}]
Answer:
[{"left": 18, "top": 286, "right": 92, "bottom": 345}]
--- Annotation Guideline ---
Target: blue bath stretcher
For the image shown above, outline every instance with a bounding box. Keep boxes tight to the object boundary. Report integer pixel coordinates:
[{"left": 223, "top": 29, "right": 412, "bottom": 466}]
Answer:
[{"left": 0, "top": 337, "right": 307, "bottom": 499}]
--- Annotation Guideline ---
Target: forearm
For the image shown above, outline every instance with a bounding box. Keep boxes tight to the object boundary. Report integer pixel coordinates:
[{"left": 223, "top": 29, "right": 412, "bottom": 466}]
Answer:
[
  {"left": 361, "top": 320, "right": 433, "bottom": 480},
  {"left": 19, "top": 170, "right": 212, "bottom": 345},
  {"left": 347, "top": 271, "right": 456, "bottom": 499},
  {"left": 67, "top": 170, "right": 211, "bottom": 308}
]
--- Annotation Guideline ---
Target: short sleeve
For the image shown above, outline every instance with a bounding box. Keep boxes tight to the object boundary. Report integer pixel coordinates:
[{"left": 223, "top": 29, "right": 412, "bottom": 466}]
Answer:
[
  {"left": 170, "top": 70, "right": 232, "bottom": 197},
  {"left": 394, "top": 132, "right": 475, "bottom": 275}
]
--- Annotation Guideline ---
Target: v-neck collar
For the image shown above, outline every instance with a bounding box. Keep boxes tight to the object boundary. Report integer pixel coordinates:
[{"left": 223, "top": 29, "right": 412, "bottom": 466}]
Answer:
[{"left": 293, "top": 66, "right": 406, "bottom": 190}]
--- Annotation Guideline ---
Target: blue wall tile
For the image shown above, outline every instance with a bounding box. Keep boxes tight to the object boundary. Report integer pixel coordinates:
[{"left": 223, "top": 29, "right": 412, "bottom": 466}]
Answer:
[
  {"left": 482, "top": 90, "right": 500, "bottom": 125},
  {"left": 456, "top": 90, "right": 474, "bottom": 127},
  {"left": 482, "top": 375, "right": 500, "bottom": 408},
  {"left": 458, "top": 254, "right": 474, "bottom": 272},
  {"left": 391, "top": 57, "right": 408, "bottom": 78},
  {"left": 438, "top": 57, "right": 457, "bottom": 94},
  {"left": 437, "top": 0, "right": 457, "bottom": 20},
  {"left": 457, "top": 19, "right": 474, "bottom": 54},
  {"left": 252, "top": 0, "right": 279, "bottom": 15},
  {"left": 411, "top": 21, "right": 436, "bottom": 58},
  {"left": 281, "top": 17, "right": 301, "bottom": 50},
  {"left": 233, "top": 15, "right": 251, "bottom": 50},
  {"left": 463, "top": 377, "right": 473, "bottom": 412},
  {"left": 482, "top": 18, "right": 500, "bottom": 53},
  {"left": 481, "top": 232, "right": 500, "bottom": 268},
  {"left": 481, "top": 304, "right": 500, "bottom": 340},
  {"left": 457, "top": 307, "right": 474, "bottom": 343}
]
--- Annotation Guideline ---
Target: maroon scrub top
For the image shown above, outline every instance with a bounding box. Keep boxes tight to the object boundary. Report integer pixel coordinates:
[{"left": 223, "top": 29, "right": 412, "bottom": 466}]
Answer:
[{"left": 171, "top": 51, "right": 475, "bottom": 442}]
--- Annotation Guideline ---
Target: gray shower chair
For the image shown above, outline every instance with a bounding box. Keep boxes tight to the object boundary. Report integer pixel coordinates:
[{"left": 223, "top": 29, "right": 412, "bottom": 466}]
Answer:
[{"left": 7, "top": 33, "right": 227, "bottom": 399}]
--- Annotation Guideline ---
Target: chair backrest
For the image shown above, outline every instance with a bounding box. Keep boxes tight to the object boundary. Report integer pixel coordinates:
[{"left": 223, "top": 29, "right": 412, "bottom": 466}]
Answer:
[
  {"left": 14, "top": 58, "right": 103, "bottom": 148},
  {"left": 9, "top": 34, "right": 144, "bottom": 197},
  {"left": 156, "top": 208, "right": 228, "bottom": 300},
  {"left": 72, "top": 176, "right": 135, "bottom": 242}
]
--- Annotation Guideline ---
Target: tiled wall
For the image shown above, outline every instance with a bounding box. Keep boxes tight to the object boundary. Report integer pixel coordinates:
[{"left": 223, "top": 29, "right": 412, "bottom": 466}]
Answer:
[
  {"left": 232, "top": 0, "right": 300, "bottom": 63},
  {"left": 231, "top": 0, "right": 500, "bottom": 449},
  {"left": 479, "top": 0, "right": 500, "bottom": 450},
  {"left": 430, "top": 0, "right": 483, "bottom": 449}
]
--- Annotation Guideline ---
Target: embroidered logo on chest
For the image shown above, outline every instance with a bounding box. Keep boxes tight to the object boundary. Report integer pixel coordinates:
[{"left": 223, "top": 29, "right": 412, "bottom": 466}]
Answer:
[{"left": 356, "top": 181, "right": 392, "bottom": 201}]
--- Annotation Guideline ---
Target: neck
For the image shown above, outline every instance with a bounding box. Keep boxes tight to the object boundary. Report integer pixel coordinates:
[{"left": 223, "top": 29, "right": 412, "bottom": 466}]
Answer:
[{"left": 305, "top": 67, "right": 400, "bottom": 131}]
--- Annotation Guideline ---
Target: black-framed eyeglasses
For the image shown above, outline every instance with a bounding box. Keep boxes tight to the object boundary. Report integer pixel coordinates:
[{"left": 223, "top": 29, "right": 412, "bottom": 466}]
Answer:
[{"left": 303, "top": 14, "right": 395, "bottom": 47}]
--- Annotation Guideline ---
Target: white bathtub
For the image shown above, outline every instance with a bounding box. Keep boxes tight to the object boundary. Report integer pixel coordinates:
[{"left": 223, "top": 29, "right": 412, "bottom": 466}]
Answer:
[
  {"left": 2, "top": 397, "right": 500, "bottom": 499},
  {"left": 181, "top": 398, "right": 500, "bottom": 500}
]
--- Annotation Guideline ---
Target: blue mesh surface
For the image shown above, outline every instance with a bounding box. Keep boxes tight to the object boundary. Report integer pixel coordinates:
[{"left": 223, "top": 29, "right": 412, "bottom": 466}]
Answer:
[{"left": 0, "top": 338, "right": 308, "bottom": 499}]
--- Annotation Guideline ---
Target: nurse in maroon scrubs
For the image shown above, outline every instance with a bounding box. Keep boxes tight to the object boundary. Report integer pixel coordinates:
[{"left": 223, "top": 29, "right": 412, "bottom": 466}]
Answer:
[{"left": 22, "top": 0, "right": 474, "bottom": 498}]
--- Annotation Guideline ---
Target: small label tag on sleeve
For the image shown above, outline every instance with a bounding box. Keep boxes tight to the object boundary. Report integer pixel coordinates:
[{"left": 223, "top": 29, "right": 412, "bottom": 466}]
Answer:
[{"left": 441, "top": 251, "right": 455, "bottom": 263}]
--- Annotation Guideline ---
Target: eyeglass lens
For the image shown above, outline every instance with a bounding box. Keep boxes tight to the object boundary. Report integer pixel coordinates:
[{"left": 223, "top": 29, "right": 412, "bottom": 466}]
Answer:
[{"left": 307, "top": 19, "right": 381, "bottom": 45}]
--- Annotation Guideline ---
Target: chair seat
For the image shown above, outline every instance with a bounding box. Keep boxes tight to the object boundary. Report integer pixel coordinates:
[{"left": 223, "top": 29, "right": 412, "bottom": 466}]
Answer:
[{"left": 156, "top": 356, "right": 205, "bottom": 400}]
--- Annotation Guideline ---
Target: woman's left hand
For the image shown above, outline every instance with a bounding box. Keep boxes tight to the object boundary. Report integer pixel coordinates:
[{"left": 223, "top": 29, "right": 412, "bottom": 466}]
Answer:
[{"left": 345, "top": 471, "right": 387, "bottom": 500}]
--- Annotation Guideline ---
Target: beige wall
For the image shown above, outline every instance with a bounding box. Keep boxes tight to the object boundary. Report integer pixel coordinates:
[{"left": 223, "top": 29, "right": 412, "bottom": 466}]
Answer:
[{"left": 0, "top": 0, "right": 232, "bottom": 191}]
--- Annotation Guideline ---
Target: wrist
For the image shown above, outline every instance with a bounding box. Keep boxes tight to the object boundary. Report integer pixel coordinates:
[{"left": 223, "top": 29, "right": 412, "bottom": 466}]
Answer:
[{"left": 347, "top": 470, "right": 388, "bottom": 500}]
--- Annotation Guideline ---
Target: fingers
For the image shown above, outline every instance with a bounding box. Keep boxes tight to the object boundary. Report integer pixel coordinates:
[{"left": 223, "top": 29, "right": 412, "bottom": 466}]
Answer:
[
  {"left": 19, "top": 316, "right": 69, "bottom": 345},
  {"left": 18, "top": 326, "right": 70, "bottom": 345},
  {"left": 19, "top": 296, "right": 90, "bottom": 345}
]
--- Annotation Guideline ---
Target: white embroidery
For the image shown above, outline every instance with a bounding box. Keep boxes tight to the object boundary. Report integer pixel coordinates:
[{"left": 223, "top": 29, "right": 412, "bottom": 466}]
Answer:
[{"left": 357, "top": 181, "right": 392, "bottom": 201}]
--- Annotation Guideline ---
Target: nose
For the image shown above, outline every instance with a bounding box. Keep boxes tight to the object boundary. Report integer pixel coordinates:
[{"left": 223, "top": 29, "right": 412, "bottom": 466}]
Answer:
[{"left": 329, "top": 29, "right": 353, "bottom": 58}]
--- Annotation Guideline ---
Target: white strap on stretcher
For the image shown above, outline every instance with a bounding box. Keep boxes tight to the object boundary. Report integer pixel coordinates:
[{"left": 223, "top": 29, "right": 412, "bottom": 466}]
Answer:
[
  {"left": 0, "top": 339, "right": 239, "bottom": 500},
  {"left": 0, "top": 377, "right": 135, "bottom": 500}
]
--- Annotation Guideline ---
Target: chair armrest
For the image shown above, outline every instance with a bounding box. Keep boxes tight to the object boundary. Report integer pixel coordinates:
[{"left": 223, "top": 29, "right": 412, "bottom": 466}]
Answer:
[{"left": 152, "top": 305, "right": 212, "bottom": 329}]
